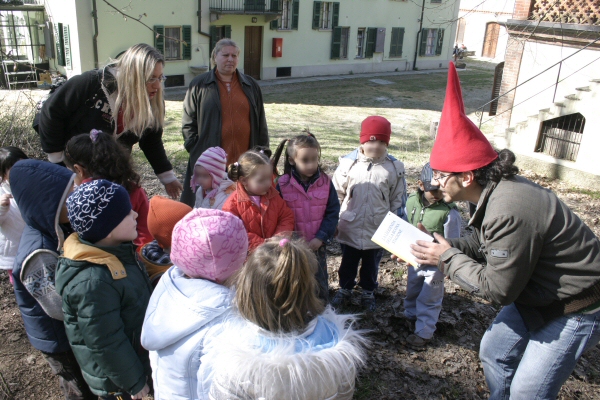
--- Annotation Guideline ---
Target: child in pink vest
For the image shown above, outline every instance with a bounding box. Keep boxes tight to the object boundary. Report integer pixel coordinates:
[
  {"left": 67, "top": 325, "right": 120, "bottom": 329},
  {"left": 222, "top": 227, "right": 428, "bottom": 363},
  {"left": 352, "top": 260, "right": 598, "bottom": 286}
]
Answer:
[{"left": 273, "top": 133, "right": 340, "bottom": 301}]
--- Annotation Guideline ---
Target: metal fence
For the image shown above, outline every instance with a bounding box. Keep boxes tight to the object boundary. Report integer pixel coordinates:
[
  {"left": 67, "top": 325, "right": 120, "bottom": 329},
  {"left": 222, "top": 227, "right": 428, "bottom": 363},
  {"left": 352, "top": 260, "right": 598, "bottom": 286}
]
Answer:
[
  {"left": 536, "top": 113, "right": 585, "bottom": 162},
  {"left": 209, "top": 0, "right": 282, "bottom": 13}
]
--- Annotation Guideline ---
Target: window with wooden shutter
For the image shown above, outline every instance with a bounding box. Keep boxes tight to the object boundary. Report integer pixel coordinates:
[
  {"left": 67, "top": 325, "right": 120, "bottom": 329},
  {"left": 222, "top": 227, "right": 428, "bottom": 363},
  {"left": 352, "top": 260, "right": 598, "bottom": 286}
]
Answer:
[
  {"left": 365, "top": 27, "right": 377, "bottom": 58},
  {"left": 270, "top": 0, "right": 280, "bottom": 12},
  {"left": 312, "top": 1, "right": 321, "bottom": 29},
  {"left": 270, "top": 18, "right": 279, "bottom": 30},
  {"left": 419, "top": 28, "right": 427, "bottom": 56},
  {"left": 55, "top": 22, "right": 65, "bottom": 66},
  {"left": 62, "top": 24, "right": 71, "bottom": 69},
  {"left": 356, "top": 28, "right": 365, "bottom": 58},
  {"left": 154, "top": 25, "right": 165, "bottom": 55},
  {"left": 182, "top": 25, "right": 192, "bottom": 60},
  {"left": 435, "top": 28, "right": 444, "bottom": 55},
  {"left": 292, "top": 0, "right": 299, "bottom": 30},
  {"left": 332, "top": 2, "right": 339, "bottom": 28},
  {"left": 330, "top": 26, "right": 341, "bottom": 59},
  {"left": 164, "top": 27, "right": 182, "bottom": 60},
  {"left": 209, "top": 26, "right": 232, "bottom": 54},
  {"left": 389, "top": 27, "right": 404, "bottom": 58}
]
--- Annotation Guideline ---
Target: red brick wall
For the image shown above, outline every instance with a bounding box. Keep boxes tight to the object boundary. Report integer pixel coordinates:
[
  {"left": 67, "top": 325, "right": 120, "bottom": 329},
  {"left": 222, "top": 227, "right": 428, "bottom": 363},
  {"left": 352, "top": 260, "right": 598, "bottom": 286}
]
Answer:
[
  {"left": 512, "top": 0, "right": 534, "bottom": 20},
  {"left": 493, "top": 36, "right": 526, "bottom": 135}
]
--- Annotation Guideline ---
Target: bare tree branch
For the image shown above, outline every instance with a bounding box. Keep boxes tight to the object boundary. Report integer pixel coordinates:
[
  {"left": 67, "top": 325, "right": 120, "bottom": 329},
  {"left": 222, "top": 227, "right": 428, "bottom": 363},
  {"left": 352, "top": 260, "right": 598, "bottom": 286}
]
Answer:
[{"left": 101, "top": 0, "right": 188, "bottom": 45}]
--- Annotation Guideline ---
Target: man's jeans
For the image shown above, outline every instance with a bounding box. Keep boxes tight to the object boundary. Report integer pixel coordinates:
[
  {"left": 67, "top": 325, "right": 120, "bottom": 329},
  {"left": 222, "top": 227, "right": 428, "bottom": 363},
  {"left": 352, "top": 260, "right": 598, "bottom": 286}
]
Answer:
[
  {"left": 403, "top": 265, "right": 445, "bottom": 339},
  {"left": 480, "top": 303, "right": 600, "bottom": 400}
]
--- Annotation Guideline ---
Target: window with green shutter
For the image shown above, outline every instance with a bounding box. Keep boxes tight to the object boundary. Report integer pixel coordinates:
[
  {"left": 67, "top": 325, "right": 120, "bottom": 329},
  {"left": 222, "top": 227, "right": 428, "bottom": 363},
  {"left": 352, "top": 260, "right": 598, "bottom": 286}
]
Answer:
[
  {"left": 210, "top": 26, "right": 232, "bottom": 54},
  {"left": 154, "top": 25, "right": 165, "bottom": 55},
  {"left": 332, "top": 2, "right": 339, "bottom": 28},
  {"left": 330, "top": 26, "right": 341, "bottom": 59},
  {"left": 389, "top": 27, "right": 404, "bottom": 58},
  {"left": 182, "top": 25, "right": 192, "bottom": 60},
  {"left": 312, "top": 1, "right": 321, "bottom": 29},
  {"left": 365, "top": 27, "right": 377, "bottom": 58},
  {"left": 292, "top": 0, "right": 299, "bottom": 30},
  {"left": 54, "top": 23, "right": 65, "bottom": 66},
  {"left": 435, "top": 28, "right": 444, "bottom": 56}
]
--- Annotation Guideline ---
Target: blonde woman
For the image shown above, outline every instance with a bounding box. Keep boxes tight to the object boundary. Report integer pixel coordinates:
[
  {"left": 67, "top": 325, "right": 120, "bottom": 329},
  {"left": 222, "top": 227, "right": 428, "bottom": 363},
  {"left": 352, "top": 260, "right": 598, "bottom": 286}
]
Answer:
[
  {"left": 38, "top": 43, "right": 183, "bottom": 198},
  {"left": 181, "top": 38, "right": 269, "bottom": 206}
]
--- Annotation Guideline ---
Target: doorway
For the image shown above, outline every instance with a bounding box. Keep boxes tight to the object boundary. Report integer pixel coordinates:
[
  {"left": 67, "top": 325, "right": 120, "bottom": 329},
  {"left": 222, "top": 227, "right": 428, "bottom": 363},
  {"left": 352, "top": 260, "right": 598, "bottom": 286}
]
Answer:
[
  {"left": 482, "top": 22, "right": 500, "bottom": 58},
  {"left": 244, "top": 26, "right": 262, "bottom": 80}
]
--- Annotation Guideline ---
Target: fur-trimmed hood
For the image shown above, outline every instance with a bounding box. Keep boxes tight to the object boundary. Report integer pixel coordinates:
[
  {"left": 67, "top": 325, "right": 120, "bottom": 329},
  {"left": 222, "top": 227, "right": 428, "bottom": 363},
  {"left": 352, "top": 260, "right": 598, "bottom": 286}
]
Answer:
[{"left": 208, "top": 308, "right": 369, "bottom": 400}]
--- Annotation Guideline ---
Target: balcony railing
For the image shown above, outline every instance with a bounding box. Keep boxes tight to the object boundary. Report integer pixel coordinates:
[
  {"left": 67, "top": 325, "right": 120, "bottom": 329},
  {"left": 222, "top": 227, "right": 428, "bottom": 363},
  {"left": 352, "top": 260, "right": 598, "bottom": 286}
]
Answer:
[
  {"left": 0, "top": 0, "right": 44, "bottom": 5},
  {"left": 209, "top": 0, "right": 282, "bottom": 14}
]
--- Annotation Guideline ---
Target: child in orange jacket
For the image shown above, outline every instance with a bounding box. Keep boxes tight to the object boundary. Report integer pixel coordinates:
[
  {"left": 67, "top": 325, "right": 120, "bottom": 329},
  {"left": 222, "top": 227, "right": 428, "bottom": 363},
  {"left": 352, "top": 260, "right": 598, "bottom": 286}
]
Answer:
[{"left": 222, "top": 150, "right": 294, "bottom": 251}]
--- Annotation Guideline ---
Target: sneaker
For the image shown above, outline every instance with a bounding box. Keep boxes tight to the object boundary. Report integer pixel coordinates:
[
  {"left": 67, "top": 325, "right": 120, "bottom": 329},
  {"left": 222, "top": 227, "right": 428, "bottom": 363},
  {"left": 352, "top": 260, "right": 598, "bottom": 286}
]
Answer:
[
  {"left": 406, "top": 333, "right": 431, "bottom": 349},
  {"left": 331, "top": 289, "right": 351, "bottom": 308},
  {"left": 361, "top": 292, "right": 377, "bottom": 312}
]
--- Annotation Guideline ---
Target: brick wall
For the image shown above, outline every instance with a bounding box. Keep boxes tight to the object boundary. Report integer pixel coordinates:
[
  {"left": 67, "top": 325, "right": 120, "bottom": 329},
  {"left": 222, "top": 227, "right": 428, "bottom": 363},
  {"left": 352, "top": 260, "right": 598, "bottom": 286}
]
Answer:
[
  {"left": 493, "top": 35, "right": 525, "bottom": 135},
  {"left": 512, "top": 0, "right": 534, "bottom": 20}
]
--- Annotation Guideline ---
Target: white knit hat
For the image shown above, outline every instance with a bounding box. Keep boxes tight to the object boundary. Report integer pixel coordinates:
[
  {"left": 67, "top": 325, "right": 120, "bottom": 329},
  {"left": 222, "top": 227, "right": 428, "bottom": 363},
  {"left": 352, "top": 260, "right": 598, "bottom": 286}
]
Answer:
[{"left": 192, "top": 147, "right": 228, "bottom": 196}]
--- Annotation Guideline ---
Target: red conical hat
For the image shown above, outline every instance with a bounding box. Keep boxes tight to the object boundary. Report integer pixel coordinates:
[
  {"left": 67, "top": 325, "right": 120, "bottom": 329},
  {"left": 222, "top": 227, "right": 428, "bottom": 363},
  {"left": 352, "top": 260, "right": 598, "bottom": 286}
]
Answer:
[{"left": 430, "top": 62, "right": 498, "bottom": 172}]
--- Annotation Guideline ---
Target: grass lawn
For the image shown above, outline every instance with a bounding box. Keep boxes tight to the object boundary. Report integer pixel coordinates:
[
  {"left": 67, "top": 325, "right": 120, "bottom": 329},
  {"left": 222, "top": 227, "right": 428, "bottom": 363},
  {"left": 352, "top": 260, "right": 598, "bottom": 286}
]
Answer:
[{"left": 136, "top": 61, "right": 499, "bottom": 192}]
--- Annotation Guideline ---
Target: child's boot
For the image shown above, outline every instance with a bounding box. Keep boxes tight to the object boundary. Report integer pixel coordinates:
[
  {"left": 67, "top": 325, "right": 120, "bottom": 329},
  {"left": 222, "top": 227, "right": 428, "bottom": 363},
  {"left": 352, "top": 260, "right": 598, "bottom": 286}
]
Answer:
[
  {"left": 361, "top": 290, "right": 376, "bottom": 312},
  {"left": 331, "top": 288, "right": 351, "bottom": 308}
]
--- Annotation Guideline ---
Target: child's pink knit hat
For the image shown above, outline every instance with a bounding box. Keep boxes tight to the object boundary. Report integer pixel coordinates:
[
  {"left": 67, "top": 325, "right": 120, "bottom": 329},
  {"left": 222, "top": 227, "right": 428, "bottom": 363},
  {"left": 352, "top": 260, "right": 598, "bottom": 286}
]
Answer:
[
  {"left": 171, "top": 208, "right": 248, "bottom": 282},
  {"left": 192, "top": 146, "right": 228, "bottom": 194}
]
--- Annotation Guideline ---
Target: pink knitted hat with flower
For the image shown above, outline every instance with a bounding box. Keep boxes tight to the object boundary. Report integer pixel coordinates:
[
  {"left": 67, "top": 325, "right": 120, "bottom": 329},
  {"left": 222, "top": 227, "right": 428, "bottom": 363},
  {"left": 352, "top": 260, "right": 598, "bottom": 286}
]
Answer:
[
  {"left": 192, "top": 147, "right": 228, "bottom": 195},
  {"left": 170, "top": 208, "right": 248, "bottom": 282}
]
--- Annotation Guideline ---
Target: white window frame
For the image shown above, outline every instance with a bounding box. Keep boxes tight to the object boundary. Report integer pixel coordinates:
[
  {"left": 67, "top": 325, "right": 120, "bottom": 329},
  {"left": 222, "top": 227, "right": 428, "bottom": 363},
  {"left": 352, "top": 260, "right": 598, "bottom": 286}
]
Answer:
[
  {"left": 320, "top": 2, "right": 333, "bottom": 30},
  {"left": 340, "top": 27, "right": 350, "bottom": 59},
  {"left": 164, "top": 26, "right": 182, "bottom": 60},
  {"left": 280, "top": 0, "right": 293, "bottom": 30},
  {"left": 356, "top": 28, "right": 365, "bottom": 58}
]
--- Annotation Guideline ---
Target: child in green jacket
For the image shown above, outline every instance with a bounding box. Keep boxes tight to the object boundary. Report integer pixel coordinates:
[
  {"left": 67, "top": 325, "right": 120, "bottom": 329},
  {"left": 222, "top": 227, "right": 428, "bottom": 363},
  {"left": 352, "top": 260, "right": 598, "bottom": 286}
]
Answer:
[{"left": 56, "top": 179, "right": 152, "bottom": 399}]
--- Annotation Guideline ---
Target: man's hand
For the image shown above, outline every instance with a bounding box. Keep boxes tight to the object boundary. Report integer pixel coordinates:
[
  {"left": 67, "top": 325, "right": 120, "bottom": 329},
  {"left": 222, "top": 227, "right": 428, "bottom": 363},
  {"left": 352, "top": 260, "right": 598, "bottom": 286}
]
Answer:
[
  {"left": 410, "top": 232, "right": 452, "bottom": 267},
  {"left": 164, "top": 180, "right": 183, "bottom": 199}
]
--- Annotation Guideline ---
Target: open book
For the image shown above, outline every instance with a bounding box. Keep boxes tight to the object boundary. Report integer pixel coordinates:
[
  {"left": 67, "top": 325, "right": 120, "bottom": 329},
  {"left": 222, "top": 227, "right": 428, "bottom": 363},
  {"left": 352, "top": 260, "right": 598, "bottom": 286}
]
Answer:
[{"left": 371, "top": 211, "right": 434, "bottom": 267}]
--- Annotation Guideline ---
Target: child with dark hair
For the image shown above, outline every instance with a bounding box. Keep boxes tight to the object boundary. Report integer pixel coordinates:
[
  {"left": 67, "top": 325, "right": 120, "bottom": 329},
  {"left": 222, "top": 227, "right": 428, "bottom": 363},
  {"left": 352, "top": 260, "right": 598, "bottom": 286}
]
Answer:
[
  {"left": 0, "top": 147, "right": 28, "bottom": 284},
  {"left": 272, "top": 133, "right": 340, "bottom": 301},
  {"left": 402, "top": 162, "right": 461, "bottom": 349},
  {"left": 222, "top": 150, "right": 294, "bottom": 251},
  {"left": 56, "top": 179, "right": 152, "bottom": 399},
  {"left": 64, "top": 129, "right": 152, "bottom": 246}
]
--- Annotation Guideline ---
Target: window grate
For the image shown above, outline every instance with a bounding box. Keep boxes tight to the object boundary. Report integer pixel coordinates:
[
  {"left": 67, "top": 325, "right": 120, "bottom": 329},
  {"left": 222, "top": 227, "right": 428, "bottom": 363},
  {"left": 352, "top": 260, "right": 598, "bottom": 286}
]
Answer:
[{"left": 535, "top": 113, "right": 585, "bottom": 162}]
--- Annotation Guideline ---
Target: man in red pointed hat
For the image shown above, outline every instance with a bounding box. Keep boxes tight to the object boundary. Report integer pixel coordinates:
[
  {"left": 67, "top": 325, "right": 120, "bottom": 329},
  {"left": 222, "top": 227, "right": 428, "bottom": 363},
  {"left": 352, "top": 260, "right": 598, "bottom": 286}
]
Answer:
[{"left": 408, "top": 62, "right": 600, "bottom": 399}]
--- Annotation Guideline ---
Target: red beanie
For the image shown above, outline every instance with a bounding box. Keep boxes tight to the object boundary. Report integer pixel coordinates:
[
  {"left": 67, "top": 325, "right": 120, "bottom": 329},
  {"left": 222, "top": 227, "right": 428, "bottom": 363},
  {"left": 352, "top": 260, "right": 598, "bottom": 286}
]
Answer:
[
  {"left": 360, "top": 116, "right": 391, "bottom": 145},
  {"left": 430, "top": 62, "right": 498, "bottom": 172},
  {"left": 147, "top": 195, "right": 192, "bottom": 249}
]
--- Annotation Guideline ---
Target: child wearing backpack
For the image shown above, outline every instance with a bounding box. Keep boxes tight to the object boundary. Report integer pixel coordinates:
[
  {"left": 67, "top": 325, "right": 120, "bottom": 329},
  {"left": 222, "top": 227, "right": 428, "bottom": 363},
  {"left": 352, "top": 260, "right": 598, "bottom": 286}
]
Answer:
[
  {"left": 191, "top": 146, "right": 236, "bottom": 209},
  {"left": 331, "top": 116, "right": 406, "bottom": 312},
  {"left": 11, "top": 159, "right": 95, "bottom": 399},
  {"left": 0, "top": 147, "right": 28, "bottom": 284},
  {"left": 222, "top": 150, "right": 294, "bottom": 251},
  {"left": 56, "top": 179, "right": 152, "bottom": 399},
  {"left": 403, "top": 162, "right": 461, "bottom": 349},
  {"left": 141, "top": 208, "right": 248, "bottom": 399},
  {"left": 208, "top": 237, "right": 368, "bottom": 400},
  {"left": 272, "top": 133, "right": 340, "bottom": 301},
  {"left": 64, "top": 129, "right": 152, "bottom": 246}
]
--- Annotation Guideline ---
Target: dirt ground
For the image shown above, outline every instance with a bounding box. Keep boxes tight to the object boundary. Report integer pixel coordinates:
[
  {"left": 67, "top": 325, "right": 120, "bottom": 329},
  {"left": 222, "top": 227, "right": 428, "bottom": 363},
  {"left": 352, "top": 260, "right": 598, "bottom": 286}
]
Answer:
[{"left": 2, "top": 64, "right": 600, "bottom": 399}]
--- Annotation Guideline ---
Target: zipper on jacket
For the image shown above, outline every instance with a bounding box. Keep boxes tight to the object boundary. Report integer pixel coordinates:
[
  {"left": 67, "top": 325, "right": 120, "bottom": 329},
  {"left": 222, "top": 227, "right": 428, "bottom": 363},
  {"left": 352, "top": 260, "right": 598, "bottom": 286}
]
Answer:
[{"left": 454, "top": 274, "right": 480, "bottom": 294}]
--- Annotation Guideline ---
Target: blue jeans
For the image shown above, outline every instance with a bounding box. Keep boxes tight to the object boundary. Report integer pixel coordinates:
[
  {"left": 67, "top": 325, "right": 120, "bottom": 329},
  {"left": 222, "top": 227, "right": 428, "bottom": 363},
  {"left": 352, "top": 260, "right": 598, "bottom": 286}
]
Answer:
[
  {"left": 403, "top": 265, "right": 445, "bottom": 339},
  {"left": 480, "top": 303, "right": 600, "bottom": 400}
]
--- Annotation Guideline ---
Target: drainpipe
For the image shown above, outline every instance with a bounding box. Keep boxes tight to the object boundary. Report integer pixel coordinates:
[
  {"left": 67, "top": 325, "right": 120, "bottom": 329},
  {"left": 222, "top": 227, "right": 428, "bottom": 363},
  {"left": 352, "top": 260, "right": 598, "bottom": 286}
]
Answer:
[
  {"left": 412, "top": 0, "right": 425, "bottom": 70},
  {"left": 92, "top": 0, "right": 99, "bottom": 68},
  {"left": 197, "top": 0, "right": 211, "bottom": 38}
]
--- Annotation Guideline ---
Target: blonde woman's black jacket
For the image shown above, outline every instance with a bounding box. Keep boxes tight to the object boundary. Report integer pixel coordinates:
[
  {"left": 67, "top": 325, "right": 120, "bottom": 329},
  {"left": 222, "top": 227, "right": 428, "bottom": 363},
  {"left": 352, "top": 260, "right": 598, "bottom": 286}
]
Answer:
[
  {"left": 180, "top": 68, "right": 269, "bottom": 206},
  {"left": 37, "top": 68, "right": 173, "bottom": 176}
]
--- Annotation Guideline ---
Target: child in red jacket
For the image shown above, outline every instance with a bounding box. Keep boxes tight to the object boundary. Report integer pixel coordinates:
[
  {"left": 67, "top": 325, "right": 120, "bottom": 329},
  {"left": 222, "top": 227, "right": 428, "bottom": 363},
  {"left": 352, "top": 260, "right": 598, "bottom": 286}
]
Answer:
[{"left": 223, "top": 150, "right": 294, "bottom": 251}]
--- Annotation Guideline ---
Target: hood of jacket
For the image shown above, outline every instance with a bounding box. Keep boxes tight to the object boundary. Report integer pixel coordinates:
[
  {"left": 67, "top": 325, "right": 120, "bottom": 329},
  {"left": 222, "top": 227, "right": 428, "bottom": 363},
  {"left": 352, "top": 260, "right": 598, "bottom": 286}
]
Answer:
[
  {"left": 10, "top": 160, "right": 75, "bottom": 251},
  {"left": 141, "top": 265, "right": 233, "bottom": 351}
]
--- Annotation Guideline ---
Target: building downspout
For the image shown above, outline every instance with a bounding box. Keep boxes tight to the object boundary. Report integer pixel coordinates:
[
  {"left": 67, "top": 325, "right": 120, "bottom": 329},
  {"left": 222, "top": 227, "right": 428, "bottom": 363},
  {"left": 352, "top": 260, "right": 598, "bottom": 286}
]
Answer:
[
  {"left": 92, "top": 0, "right": 99, "bottom": 68},
  {"left": 198, "top": 0, "right": 211, "bottom": 38},
  {"left": 412, "top": 0, "right": 425, "bottom": 70}
]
